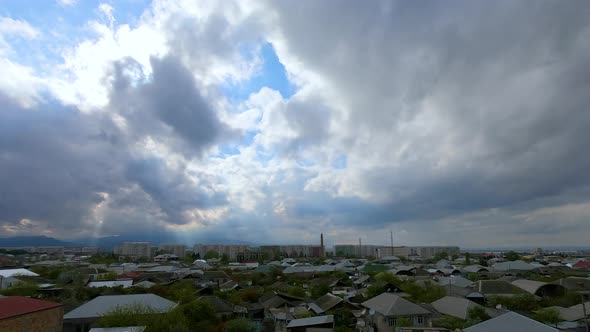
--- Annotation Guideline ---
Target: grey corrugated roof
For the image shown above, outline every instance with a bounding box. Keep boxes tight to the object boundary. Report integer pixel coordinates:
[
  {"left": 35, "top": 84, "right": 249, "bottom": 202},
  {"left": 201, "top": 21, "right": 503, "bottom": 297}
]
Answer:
[
  {"left": 131, "top": 281, "right": 156, "bottom": 288},
  {"left": 476, "top": 280, "right": 526, "bottom": 296},
  {"left": 545, "top": 306, "right": 584, "bottom": 322},
  {"left": 492, "top": 260, "right": 535, "bottom": 271},
  {"left": 431, "top": 296, "right": 482, "bottom": 320},
  {"left": 361, "top": 292, "right": 431, "bottom": 316},
  {"left": 464, "top": 311, "right": 557, "bottom": 332},
  {"left": 437, "top": 276, "right": 474, "bottom": 288},
  {"left": 87, "top": 280, "right": 133, "bottom": 288},
  {"left": 311, "top": 293, "right": 343, "bottom": 314},
  {"left": 88, "top": 327, "right": 145, "bottom": 332},
  {"left": 462, "top": 265, "right": 489, "bottom": 273},
  {"left": 64, "top": 294, "right": 177, "bottom": 320},
  {"left": 286, "top": 314, "right": 334, "bottom": 328},
  {"left": 511, "top": 279, "right": 547, "bottom": 295}
]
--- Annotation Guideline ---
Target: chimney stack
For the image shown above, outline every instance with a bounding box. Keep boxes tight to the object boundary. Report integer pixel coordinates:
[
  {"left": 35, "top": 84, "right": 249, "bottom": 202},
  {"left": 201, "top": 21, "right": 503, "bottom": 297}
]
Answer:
[{"left": 320, "top": 233, "right": 325, "bottom": 257}]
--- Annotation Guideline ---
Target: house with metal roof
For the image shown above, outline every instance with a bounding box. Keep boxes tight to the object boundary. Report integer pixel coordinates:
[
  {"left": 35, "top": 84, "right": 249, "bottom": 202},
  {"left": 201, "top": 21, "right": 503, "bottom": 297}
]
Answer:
[
  {"left": 86, "top": 280, "right": 133, "bottom": 289},
  {"left": 492, "top": 260, "right": 535, "bottom": 272},
  {"left": 463, "top": 311, "right": 557, "bottom": 332},
  {"left": 286, "top": 314, "right": 334, "bottom": 332},
  {"left": 0, "top": 296, "right": 63, "bottom": 332},
  {"left": 511, "top": 279, "right": 565, "bottom": 298},
  {"left": 62, "top": 294, "right": 176, "bottom": 332},
  {"left": 437, "top": 276, "right": 474, "bottom": 288},
  {"left": 430, "top": 296, "right": 498, "bottom": 320},
  {"left": 361, "top": 292, "right": 433, "bottom": 331}
]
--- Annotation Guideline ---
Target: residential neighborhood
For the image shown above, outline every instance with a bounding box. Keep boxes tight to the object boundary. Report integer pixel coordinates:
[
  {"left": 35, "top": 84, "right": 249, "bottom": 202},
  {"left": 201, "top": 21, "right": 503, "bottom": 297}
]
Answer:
[{"left": 1, "top": 243, "right": 590, "bottom": 331}]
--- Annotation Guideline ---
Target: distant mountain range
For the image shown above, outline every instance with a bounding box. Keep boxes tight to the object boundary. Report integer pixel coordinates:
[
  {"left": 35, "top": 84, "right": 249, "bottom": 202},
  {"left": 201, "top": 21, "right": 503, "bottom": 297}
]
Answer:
[
  {"left": 0, "top": 235, "right": 256, "bottom": 250},
  {"left": 0, "top": 236, "right": 79, "bottom": 247}
]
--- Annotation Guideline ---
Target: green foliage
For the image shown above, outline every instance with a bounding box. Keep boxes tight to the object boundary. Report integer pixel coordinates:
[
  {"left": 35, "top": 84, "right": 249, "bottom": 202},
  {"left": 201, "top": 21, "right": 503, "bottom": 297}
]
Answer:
[
  {"left": 310, "top": 282, "right": 330, "bottom": 298},
  {"left": 465, "top": 252, "right": 471, "bottom": 265},
  {"left": 540, "top": 292, "right": 585, "bottom": 308},
  {"left": 466, "top": 306, "right": 490, "bottom": 326},
  {"left": 401, "top": 280, "right": 446, "bottom": 303},
  {"left": 433, "top": 316, "right": 465, "bottom": 330},
  {"left": 87, "top": 253, "right": 118, "bottom": 265},
  {"left": 287, "top": 286, "right": 306, "bottom": 298},
  {"left": 533, "top": 308, "right": 561, "bottom": 327},
  {"left": 97, "top": 304, "right": 158, "bottom": 328},
  {"left": 96, "top": 272, "right": 118, "bottom": 281},
  {"left": 488, "top": 293, "right": 538, "bottom": 312},
  {"left": 466, "top": 273, "right": 480, "bottom": 282},
  {"left": 221, "top": 254, "right": 230, "bottom": 264},
  {"left": 433, "top": 251, "right": 449, "bottom": 261},
  {"left": 204, "top": 250, "right": 220, "bottom": 259},
  {"left": 30, "top": 266, "right": 70, "bottom": 281},
  {"left": 225, "top": 318, "right": 256, "bottom": 332},
  {"left": 397, "top": 317, "right": 412, "bottom": 327},
  {"left": 504, "top": 251, "right": 520, "bottom": 261},
  {"left": 0, "top": 281, "right": 39, "bottom": 296}
]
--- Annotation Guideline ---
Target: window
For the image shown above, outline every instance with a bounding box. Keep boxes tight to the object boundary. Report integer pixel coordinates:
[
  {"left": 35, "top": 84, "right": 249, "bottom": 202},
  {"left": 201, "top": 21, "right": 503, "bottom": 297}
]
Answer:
[
  {"left": 417, "top": 316, "right": 424, "bottom": 325},
  {"left": 388, "top": 318, "right": 397, "bottom": 327}
]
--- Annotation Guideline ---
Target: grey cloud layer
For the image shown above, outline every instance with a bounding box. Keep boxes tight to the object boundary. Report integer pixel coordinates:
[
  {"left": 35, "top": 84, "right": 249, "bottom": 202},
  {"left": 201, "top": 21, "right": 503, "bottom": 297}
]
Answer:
[{"left": 1, "top": 1, "right": 590, "bottom": 245}]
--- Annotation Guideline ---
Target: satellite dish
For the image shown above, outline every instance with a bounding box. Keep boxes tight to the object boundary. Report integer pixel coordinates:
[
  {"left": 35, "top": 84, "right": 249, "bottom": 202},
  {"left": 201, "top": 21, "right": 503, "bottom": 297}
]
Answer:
[
  {"left": 496, "top": 304, "right": 502, "bottom": 310},
  {"left": 361, "top": 309, "right": 366, "bottom": 315},
  {"left": 369, "top": 309, "right": 376, "bottom": 316}
]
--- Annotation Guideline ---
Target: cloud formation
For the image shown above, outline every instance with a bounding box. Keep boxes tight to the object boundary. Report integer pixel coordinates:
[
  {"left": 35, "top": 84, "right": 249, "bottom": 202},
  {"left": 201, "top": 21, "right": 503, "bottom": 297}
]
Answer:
[{"left": 1, "top": 1, "right": 590, "bottom": 246}]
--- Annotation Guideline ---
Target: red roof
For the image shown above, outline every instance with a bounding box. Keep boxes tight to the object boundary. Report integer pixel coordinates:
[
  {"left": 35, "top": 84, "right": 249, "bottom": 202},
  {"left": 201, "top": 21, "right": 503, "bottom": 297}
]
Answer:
[
  {"left": 0, "top": 296, "right": 62, "bottom": 320},
  {"left": 574, "top": 261, "right": 590, "bottom": 268}
]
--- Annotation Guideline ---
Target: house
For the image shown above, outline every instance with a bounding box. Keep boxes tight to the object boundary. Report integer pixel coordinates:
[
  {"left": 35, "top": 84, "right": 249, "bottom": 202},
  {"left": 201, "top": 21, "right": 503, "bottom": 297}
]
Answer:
[
  {"left": 0, "top": 268, "right": 39, "bottom": 278},
  {"left": 197, "top": 296, "right": 235, "bottom": 319},
  {"left": 63, "top": 294, "right": 177, "bottom": 332},
  {"left": 573, "top": 261, "right": 590, "bottom": 269},
  {"left": 462, "top": 265, "right": 490, "bottom": 274},
  {"left": 491, "top": 260, "right": 535, "bottom": 273},
  {"left": 86, "top": 280, "right": 134, "bottom": 288},
  {"left": 443, "top": 285, "right": 486, "bottom": 305},
  {"left": 309, "top": 293, "right": 344, "bottom": 314},
  {"left": 88, "top": 328, "right": 146, "bottom": 332},
  {"left": 437, "top": 276, "right": 474, "bottom": 288},
  {"left": 463, "top": 311, "right": 557, "bottom": 332},
  {"left": 471, "top": 280, "right": 526, "bottom": 298},
  {"left": 511, "top": 279, "right": 565, "bottom": 298},
  {"left": 286, "top": 315, "right": 334, "bottom": 332},
  {"left": 0, "top": 296, "right": 63, "bottom": 332},
  {"left": 556, "top": 277, "right": 590, "bottom": 292},
  {"left": 430, "top": 296, "right": 497, "bottom": 320},
  {"left": 361, "top": 293, "right": 432, "bottom": 331}
]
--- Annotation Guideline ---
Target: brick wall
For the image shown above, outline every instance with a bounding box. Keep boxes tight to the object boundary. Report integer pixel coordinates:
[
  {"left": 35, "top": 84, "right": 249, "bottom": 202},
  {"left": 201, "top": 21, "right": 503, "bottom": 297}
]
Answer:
[{"left": 0, "top": 306, "right": 64, "bottom": 332}]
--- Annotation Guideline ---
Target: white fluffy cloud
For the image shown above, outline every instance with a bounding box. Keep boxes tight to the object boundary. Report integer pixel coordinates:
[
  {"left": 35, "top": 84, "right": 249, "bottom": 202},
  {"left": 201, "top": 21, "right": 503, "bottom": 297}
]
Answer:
[{"left": 1, "top": 1, "right": 590, "bottom": 247}]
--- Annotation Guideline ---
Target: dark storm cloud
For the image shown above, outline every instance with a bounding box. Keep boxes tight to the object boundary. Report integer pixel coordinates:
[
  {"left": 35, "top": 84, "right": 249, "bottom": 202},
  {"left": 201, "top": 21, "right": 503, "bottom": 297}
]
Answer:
[
  {"left": 0, "top": 54, "right": 233, "bottom": 235},
  {"left": 0, "top": 93, "right": 126, "bottom": 231},
  {"left": 126, "top": 158, "right": 227, "bottom": 224},
  {"left": 266, "top": 0, "right": 590, "bottom": 226},
  {"left": 108, "top": 55, "right": 232, "bottom": 156}
]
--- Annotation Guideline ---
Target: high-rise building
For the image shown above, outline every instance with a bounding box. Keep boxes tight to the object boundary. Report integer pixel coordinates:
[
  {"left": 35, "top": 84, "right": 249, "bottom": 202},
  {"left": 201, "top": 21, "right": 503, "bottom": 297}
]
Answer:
[
  {"left": 159, "top": 244, "right": 186, "bottom": 258},
  {"left": 119, "top": 242, "right": 151, "bottom": 259}
]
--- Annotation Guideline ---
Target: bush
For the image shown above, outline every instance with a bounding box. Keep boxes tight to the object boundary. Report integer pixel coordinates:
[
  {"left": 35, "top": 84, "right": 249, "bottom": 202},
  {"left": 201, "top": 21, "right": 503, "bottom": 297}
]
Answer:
[{"left": 225, "top": 318, "right": 256, "bottom": 332}]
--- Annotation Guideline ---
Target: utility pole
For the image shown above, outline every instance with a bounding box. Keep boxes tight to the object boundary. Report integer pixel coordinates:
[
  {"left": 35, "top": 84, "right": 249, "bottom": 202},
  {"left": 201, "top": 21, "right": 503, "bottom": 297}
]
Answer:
[{"left": 390, "top": 231, "right": 394, "bottom": 256}]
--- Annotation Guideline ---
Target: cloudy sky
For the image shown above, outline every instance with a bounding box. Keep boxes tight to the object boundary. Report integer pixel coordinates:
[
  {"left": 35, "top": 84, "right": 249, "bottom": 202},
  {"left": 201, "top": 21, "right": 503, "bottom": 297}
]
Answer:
[{"left": 1, "top": 0, "right": 589, "bottom": 248}]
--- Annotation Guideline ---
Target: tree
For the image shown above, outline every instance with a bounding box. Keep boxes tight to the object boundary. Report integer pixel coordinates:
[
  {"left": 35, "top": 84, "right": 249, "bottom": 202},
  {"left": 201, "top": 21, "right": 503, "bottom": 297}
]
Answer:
[
  {"left": 287, "top": 286, "right": 306, "bottom": 298},
  {"left": 433, "top": 316, "right": 465, "bottom": 330},
  {"left": 505, "top": 251, "right": 520, "bottom": 261},
  {"left": 433, "top": 251, "right": 449, "bottom": 261},
  {"left": 204, "top": 250, "right": 220, "bottom": 260},
  {"left": 534, "top": 308, "right": 561, "bottom": 328},
  {"left": 396, "top": 317, "right": 412, "bottom": 327},
  {"left": 466, "top": 306, "right": 490, "bottom": 326},
  {"left": 465, "top": 252, "right": 471, "bottom": 265},
  {"left": 221, "top": 253, "right": 230, "bottom": 264},
  {"left": 97, "top": 304, "right": 159, "bottom": 328},
  {"left": 310, "top": 282, "right": 331, "bottom": 298},
  {"left": 225, "top": 319, "right": 256, "bottom": 332}
]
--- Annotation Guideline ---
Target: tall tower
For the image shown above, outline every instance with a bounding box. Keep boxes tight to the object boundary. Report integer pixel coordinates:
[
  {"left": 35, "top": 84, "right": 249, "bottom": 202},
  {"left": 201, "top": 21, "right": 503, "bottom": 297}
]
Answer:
[{"left": 320, "top": 233, "right": 325, "bottom": 257}]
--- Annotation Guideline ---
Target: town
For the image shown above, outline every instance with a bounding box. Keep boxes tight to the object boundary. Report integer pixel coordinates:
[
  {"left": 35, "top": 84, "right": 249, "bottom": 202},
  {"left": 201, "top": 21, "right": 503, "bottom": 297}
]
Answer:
[{"left": 1, "top": 235, "right": 589, "bottom": 332}]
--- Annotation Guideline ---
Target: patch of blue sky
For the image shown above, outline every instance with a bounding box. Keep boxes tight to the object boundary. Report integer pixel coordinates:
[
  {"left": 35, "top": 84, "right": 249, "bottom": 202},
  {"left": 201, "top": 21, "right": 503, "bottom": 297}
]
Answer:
[
  {"left": 221, "top": 42, "right": 296, "bottom": 106},
  {"left": 215, "top": 130, "right": 257, "bottom": 157},
  {"left": 1, "top": 0, "right": 147, "bottom": 71},
  {"left": 333, "top": 155, "right": 348, "bottom": 169}
]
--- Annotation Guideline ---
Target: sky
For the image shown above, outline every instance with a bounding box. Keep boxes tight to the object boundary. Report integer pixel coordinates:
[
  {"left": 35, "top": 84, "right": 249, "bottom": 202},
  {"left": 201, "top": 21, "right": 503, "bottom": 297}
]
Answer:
[{"left": 1, "top": 1, "right": 590, "bottom": 248}]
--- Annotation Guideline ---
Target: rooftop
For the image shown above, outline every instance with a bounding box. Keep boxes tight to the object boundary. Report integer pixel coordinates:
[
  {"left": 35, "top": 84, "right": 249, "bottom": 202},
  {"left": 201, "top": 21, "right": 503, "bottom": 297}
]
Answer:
[{"left": 0, "top": 296, "right": 62, "bottom": 320}]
